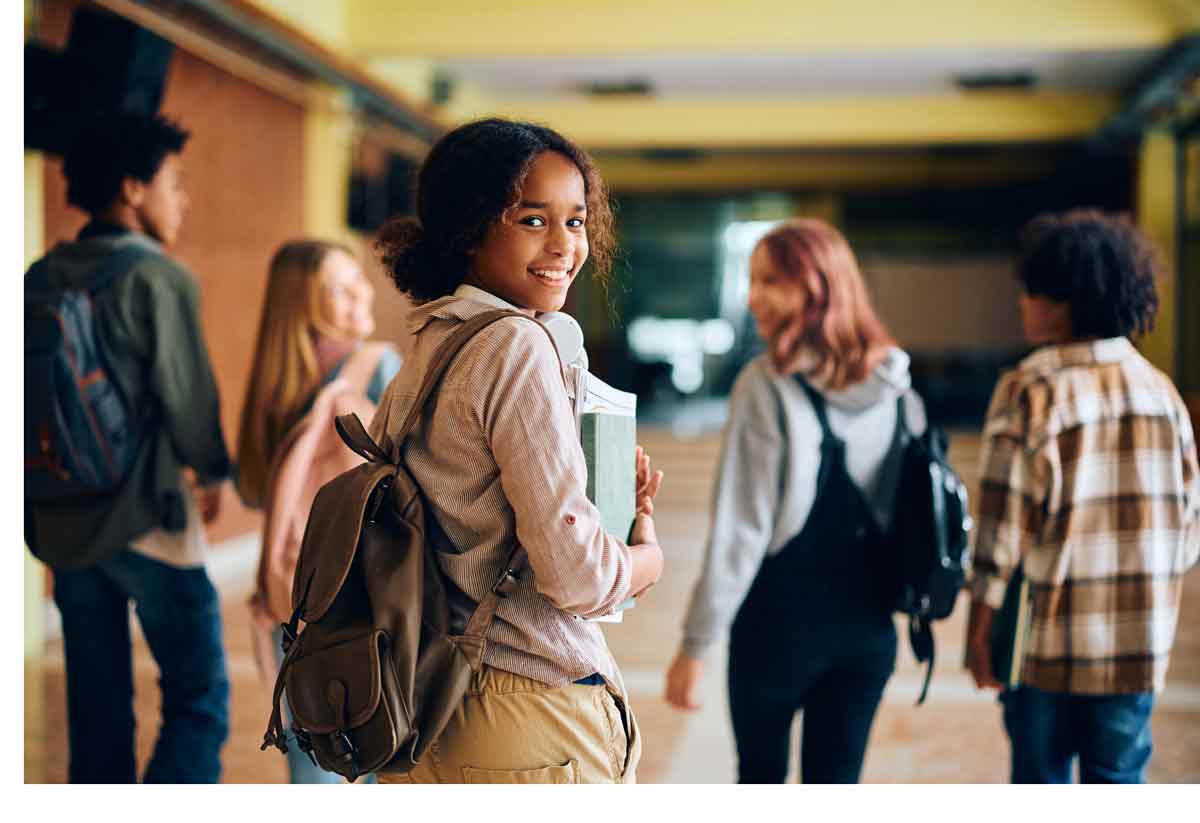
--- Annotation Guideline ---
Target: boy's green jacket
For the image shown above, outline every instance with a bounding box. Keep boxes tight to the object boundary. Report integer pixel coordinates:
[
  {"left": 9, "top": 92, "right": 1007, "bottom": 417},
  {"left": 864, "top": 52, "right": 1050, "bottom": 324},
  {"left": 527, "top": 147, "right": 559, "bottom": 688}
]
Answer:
[{"left": 25, "top": 225, "right": 231, "bottom": 569}]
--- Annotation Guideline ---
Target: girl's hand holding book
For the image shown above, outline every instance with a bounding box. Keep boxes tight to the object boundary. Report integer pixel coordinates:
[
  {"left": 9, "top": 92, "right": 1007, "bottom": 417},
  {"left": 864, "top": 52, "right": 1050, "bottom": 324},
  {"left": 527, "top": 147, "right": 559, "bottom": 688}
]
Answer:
[
  {"left": 635, "top": 445, "right": 664, "bottom": 515},
  {"left": 965, "top": 600, "right": 1004, "bottom": 691}
]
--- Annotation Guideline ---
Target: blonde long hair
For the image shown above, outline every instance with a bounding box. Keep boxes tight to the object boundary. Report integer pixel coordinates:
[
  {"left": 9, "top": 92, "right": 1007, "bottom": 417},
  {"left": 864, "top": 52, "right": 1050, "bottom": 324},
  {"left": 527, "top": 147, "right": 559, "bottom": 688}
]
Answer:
[
  {"left": 757, "top": 219, "right": 894, "bottom": 390},
  {"left": 236, "top": 240, "right": 355, "bottom": 508}
]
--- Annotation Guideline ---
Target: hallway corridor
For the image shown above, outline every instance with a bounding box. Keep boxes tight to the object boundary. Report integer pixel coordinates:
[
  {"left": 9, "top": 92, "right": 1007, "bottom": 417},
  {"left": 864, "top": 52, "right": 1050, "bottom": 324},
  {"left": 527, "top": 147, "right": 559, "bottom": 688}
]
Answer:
[{"left": 23, "top": 430, "right": 1200, "bottom": 783}]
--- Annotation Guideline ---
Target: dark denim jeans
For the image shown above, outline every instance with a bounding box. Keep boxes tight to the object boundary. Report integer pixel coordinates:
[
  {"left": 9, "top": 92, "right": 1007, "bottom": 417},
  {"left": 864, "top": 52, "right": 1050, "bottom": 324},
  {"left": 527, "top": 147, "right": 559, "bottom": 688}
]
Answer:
[
  {"left": 52, "top": 549, "right": 230, "bottom": 783},
  {"left": 1000, "top": 685, "right": 1155, "bottom": 784}
]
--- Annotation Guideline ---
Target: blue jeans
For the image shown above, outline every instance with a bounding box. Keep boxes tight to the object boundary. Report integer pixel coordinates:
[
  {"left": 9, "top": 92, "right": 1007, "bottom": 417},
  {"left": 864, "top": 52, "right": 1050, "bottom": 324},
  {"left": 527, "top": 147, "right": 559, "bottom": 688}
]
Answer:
[
  {"left": 52, "top": 549, "right": 230, "bottom": 783},
  {"left": 1000, "top": 685, "right": 1155, "bottom": 783}
]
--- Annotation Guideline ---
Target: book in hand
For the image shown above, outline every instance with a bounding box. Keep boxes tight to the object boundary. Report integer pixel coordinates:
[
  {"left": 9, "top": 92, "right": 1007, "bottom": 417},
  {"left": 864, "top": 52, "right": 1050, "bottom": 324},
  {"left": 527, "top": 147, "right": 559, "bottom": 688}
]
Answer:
[
  {"left": 989, "top": 565, "right": 1033, "bottom": 689},
  {"left": 578, "top": 371, "right": 638, "bottom": 624}
]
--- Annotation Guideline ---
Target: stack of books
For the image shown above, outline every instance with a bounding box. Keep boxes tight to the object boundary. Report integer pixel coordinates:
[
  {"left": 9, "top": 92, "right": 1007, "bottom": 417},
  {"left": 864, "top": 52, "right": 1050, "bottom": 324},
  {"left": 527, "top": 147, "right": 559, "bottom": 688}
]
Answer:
[
  {"left": 541, "top": 310, "right": 640, "bottom": 624},
  {"left": 578, "top": 371, "right": 637, "bottom": 623}
]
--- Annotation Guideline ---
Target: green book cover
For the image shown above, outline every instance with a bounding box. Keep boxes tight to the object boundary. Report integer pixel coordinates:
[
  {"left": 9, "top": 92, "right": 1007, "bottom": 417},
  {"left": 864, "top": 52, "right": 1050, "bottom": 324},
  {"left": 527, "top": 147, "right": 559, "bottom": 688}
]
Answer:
[
  {"left": 580, "top": 411, "right": 637, "bottom": 543},
  {"left": 575, "top": 368, "right": 638, "bottom": 623}
]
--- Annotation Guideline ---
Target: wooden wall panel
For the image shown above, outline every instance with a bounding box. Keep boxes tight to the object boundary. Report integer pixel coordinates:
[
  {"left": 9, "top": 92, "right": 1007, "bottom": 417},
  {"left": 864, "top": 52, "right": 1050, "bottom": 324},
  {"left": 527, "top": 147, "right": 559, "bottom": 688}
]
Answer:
[
  {"left": 861, "top": 256, "right": 1025, "bottom": 352},
  {"left": 39, "top": 0, "right": 306, "bottom": 543}
]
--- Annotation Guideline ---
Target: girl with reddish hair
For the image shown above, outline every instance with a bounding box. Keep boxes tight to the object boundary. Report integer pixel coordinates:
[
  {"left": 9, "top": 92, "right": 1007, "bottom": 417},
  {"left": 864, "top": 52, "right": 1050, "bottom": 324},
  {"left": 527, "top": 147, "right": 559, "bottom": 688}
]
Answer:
[{"left": 664, "top": 218, "right": 927, "bottom": 783}]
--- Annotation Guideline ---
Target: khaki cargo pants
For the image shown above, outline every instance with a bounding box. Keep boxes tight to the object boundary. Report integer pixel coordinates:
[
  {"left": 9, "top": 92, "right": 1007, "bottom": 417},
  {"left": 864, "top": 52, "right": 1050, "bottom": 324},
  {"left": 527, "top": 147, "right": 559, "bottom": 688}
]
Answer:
[{"left": 378, "top": 666, "right": 641, "bottom": 784}]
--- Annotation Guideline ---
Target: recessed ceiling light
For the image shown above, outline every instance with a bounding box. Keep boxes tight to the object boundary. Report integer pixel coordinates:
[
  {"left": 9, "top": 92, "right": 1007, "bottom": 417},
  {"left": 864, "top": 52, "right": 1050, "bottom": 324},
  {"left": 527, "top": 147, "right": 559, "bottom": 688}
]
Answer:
[
  {"left": 953, "top": 70, "right": 1037, "bottom": 91},
  {"left": 579, "top": 78, "right": 654, "bottom": 96}
]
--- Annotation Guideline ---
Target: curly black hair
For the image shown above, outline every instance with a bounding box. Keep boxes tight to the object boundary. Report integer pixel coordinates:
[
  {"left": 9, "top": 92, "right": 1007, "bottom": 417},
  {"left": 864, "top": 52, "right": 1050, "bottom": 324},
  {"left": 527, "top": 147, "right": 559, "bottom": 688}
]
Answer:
[
  {"left": 375, "top": 117, "right": 615, "bottom": 304},
  {"left": 1017, "top": 209, "right": 1161, "bottom": 340},
  {"left": 63, "top": 112, "right": 190, "bottom": 216}
]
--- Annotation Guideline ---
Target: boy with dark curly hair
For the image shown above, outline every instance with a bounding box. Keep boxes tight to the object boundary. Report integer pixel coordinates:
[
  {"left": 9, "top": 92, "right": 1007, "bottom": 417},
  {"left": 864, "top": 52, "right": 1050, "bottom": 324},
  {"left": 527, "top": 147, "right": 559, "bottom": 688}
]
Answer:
[
  {"left": 26, "top": 112, "right": 231, "bottom": 782},
  {"left": 965, "top": 209, "right": 1200, "bottom": 783}
]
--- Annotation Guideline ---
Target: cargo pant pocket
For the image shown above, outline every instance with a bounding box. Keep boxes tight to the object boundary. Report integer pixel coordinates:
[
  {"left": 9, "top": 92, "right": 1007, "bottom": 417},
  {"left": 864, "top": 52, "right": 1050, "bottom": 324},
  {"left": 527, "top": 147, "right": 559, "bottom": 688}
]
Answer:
[
  {"left": 461, "top": 760, "right": 580, "bottom": 784},
  {"left": 602, "top": 689, "right": 640, "bottom": 782}
]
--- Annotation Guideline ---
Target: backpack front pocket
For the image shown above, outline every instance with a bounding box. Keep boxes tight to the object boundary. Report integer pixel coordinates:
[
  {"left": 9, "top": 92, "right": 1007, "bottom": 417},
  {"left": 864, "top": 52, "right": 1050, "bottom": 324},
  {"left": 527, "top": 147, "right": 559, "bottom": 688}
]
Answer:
[{"left": 285, "top": 629, "right": 409, "bottom": 780}]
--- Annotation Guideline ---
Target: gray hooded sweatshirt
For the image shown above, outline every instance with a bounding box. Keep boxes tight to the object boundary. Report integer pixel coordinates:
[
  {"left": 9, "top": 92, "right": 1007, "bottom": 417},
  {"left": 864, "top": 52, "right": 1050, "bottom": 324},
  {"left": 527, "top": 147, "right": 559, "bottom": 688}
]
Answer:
[{"left": 680, "top": 348, "right": 926, "bottom": 658}]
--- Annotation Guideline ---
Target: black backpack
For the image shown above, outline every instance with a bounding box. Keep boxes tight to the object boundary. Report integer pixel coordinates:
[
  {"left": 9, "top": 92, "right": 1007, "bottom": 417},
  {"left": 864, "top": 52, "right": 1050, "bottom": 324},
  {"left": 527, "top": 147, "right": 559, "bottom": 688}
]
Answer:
[
  {"left": 884, "top": 395, "right": 972, "bottom": 704},
  {"left": 24, "top": 247, "right": 149, "bottom": 502}
]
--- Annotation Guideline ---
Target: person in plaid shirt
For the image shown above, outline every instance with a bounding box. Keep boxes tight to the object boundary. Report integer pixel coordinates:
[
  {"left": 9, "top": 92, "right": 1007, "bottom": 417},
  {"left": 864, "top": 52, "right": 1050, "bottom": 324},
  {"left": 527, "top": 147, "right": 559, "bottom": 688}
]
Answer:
[{"left": 964, "top": 209, "right": 1200, "bottom": 783}]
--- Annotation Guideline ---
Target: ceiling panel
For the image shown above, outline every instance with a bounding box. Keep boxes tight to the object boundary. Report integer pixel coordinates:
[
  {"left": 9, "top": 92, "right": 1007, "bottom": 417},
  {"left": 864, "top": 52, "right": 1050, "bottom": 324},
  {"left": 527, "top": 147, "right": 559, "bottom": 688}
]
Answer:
[{"left": 436, "top": 46, "right": 1165, "bottom": 98}]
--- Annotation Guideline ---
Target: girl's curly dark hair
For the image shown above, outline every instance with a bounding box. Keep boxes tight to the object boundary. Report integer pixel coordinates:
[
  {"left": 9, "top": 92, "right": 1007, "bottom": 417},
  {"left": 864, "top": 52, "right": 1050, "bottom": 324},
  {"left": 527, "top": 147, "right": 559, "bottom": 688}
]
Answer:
[
  {"left": 375, "top": 118, "right": 615, "bottom": 304},
  {"left": 1017, "top": 209, "right": 1161, "bottom": 340}
]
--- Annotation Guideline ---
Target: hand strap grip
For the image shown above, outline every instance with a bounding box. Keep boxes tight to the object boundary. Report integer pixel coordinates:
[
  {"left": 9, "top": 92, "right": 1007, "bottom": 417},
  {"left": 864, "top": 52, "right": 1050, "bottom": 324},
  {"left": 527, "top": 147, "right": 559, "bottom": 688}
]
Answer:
[{"left": 334, "top": 413, "right": 392, "bottom": 463}]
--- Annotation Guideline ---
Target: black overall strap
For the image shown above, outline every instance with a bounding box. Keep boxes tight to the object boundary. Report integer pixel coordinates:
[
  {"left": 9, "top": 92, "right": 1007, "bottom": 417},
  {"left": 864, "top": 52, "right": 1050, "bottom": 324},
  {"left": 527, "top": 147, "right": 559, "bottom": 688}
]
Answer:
[{"left": 794, "top": 375, "right": 839, "bottom": 445}]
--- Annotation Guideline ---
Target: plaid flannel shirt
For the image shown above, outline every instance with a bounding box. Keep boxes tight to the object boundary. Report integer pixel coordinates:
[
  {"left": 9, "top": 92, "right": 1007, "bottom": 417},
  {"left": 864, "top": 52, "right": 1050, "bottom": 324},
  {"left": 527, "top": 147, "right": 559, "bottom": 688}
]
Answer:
[{"left": 970, "top": 337, "right": 1200, "bottom": 694}]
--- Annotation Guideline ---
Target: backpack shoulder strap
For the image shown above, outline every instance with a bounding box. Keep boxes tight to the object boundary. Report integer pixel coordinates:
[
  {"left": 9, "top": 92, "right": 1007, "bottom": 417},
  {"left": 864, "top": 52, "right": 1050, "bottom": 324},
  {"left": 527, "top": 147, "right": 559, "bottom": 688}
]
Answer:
[
  {"left": 334, "top": 414, "right": 391, "bottom": 463},
  {"left": 26, "top": 245, "right": 155, "bottom": 297},
  {"left": 892, "top": 393, "right": 916, "bottom": 460},
  {"left": 331, "top": 314, "right": 523, "bottom": 464},
  {"left": 409, "top": 309, "right": 561, "bottom": 651},
  {"left": 335, "top": 310, "right": 555, "bottom": 461},
  {"left": 333, "top": 308, "right": 559, "bottom": 655},
  {"left": 88, "top": 245, "right": 155, "bottom": 292},
  {"left": 391, "top": 309, "right": 558, "bottom": 449},
  {"left": 24, "top": 259, "right": 53, "bottom": 296}
]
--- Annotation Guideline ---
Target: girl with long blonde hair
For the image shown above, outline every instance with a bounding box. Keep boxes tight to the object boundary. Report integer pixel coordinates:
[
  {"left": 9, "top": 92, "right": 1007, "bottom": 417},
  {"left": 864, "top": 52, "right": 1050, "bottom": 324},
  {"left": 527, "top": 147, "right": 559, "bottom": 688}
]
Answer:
[
  {"left": 236, "top": 239, "right": 401, "bottom": 784},
  {"left": 665, "top": 218, "right": 927, "bottom": 783}
]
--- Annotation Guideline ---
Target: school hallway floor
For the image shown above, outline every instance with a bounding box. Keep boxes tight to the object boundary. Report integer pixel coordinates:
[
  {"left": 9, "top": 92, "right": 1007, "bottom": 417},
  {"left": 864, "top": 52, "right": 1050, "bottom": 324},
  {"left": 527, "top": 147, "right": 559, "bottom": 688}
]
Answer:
[{"left": 24, "top": 430, "right": 1200, "bottom": 783}]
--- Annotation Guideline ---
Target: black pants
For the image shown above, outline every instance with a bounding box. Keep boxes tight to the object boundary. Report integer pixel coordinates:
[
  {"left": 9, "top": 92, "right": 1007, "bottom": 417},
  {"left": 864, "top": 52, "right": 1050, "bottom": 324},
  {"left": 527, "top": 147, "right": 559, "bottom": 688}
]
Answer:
[{"left": 728, "top": 635, "right": 894, "bottom": 784}]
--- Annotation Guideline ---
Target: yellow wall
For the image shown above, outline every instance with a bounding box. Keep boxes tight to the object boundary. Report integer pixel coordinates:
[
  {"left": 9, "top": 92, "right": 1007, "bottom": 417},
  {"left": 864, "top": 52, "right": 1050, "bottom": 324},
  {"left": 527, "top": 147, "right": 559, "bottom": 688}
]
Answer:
[
  {"left": 366, "top": 57, "right": 436, "bottom": 108},
  {"left": 470, "top": 93, "right": 1119, "bottom": 151},
  {"left": 345, "top": 0, "right": 1200, "bottom": 56},
  {"left": 25, "top": 151, "right": 44, "bottom": 660},
  {"left": 248, "top": 0, "right": 349, "bottom": 51},
  {"left": 1136, "top": 130, "right": 1178, "bottom": 377},
  {"left": 25, "top": 149, "right": 46, "bottom": 784},
  {"left": 303, "top": 83, "right": 356, "bottom": 242},
  {"left": 598, "top": 147, "right": 1067, "bottom": 193}
]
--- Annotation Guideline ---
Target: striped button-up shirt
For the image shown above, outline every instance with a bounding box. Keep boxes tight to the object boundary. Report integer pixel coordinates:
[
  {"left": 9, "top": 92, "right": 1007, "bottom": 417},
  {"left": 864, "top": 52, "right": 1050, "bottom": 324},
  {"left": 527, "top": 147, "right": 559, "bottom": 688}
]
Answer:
[
  {"left": 368, "top": 292, "right": 633, "bottom": 689},
  {"left": 970, "top": 337, "right": 1199, "bottom": 694}
]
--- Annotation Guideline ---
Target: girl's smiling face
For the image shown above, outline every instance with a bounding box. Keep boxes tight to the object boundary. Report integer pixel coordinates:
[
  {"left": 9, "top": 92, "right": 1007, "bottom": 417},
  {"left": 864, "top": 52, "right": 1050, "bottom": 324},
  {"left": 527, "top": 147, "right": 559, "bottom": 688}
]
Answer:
[
  {"left": 466, "top": 150, "right": 589, "bottom": 313},
  {"left": 316, "top": 248, "right": 375, "bottom": 340},
  {"left": 747, "top": 242, "right": 806, "bottom": 342}
]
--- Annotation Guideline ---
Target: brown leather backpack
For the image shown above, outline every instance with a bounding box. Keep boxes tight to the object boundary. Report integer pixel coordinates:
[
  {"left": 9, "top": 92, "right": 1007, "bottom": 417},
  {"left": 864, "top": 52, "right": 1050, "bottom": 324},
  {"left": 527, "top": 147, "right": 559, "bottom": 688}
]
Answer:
[{"left": 260, "top": 309, "right": 535, "bottom": 781}]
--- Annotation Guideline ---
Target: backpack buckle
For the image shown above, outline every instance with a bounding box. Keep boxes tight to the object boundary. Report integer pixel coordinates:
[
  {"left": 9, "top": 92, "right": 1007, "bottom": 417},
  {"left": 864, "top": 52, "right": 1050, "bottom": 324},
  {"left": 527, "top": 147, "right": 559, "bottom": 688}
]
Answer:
[
  {"left": 492, "top": 569, "right": 520, "bottom": 598},
  {"left": 294, "top": 727, "right": 318, "bottom": 767},
  {"left": 331, "top": 729, "right": 360, "bottom": 781}
]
